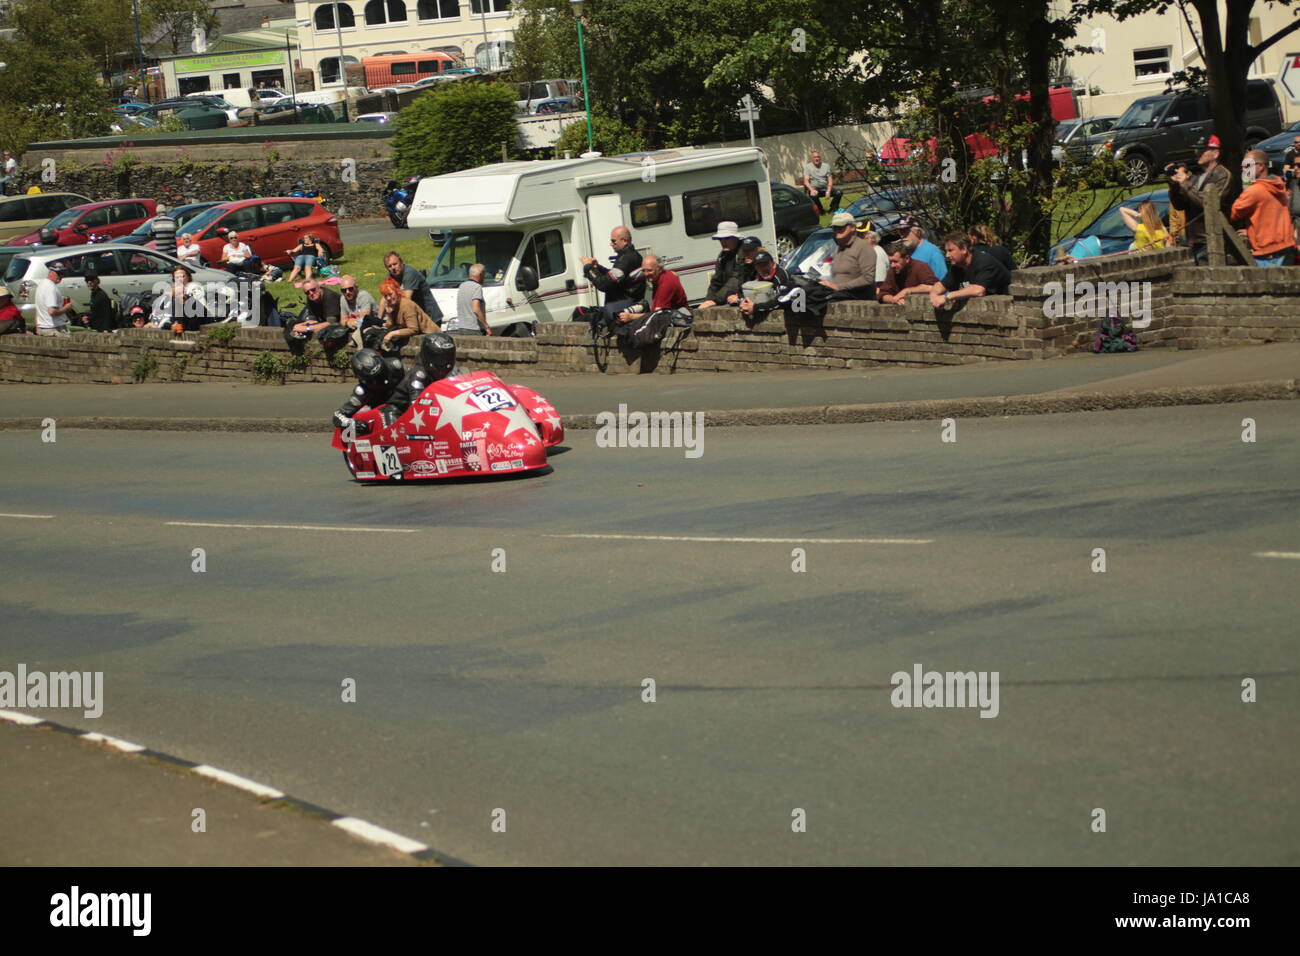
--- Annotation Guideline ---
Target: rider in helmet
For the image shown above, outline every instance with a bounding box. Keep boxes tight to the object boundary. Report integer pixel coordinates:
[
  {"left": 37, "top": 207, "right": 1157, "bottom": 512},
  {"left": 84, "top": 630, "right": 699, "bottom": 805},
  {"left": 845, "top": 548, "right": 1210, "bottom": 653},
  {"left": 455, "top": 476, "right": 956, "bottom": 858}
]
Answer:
[
  {"left": 332, "top": 348, "right": 406, "bottom": 432},
  {"left": 380, "top": 332, "right": 459, "bottom": 425}
]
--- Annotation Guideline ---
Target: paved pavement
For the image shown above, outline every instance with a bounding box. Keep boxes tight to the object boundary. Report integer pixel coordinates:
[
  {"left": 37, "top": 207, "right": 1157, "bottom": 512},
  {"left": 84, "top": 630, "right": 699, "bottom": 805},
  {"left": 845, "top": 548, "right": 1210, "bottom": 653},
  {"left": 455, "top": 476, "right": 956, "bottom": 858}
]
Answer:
[
  {"left": 341, "top": 217, "right": 420, "bottom": 249},
  {"left": 1, "top": 344, "right": 1297, "bottom": 431},
  {"left": 2, "top": 398, "right": 1297, "bottom": 865}
]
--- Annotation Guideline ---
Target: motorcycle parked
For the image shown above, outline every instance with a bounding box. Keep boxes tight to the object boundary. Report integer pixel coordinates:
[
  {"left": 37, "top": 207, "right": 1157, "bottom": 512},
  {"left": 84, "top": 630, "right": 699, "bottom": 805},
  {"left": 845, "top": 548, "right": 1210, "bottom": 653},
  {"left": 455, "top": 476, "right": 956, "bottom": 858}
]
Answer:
[
  {"left": 383, "top": 175, "right": 422, "bottom": 228},
  {"left": 288, "top": 181, "right": 321, "bottom": 199}
]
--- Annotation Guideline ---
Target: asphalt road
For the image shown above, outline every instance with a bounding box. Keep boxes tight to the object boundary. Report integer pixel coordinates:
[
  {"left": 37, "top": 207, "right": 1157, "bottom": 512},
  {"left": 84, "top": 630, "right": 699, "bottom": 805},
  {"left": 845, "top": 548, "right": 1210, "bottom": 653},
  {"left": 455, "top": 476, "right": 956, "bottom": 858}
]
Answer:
[
  {"left": 2, "top": 402, "right": 1298, "bottom": 865},
  {"left": 341, "top": 217, "right": 424, "bottom": 250}
]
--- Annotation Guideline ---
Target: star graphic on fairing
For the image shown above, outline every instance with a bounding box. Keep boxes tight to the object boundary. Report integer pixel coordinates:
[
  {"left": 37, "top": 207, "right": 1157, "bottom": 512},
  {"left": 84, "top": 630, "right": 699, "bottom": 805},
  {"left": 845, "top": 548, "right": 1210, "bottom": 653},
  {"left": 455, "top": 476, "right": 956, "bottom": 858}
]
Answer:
[
  {"left": 434, "top": 388, "right": 541, "bottom": 440},
  {"left": 524, "top": 434, "right": 539, "bottom": 447},
  {"left": 545, "top": 415, "right": 562, "bottom": 430},
  {"left": 409, "top": 408, "right": 426, "bottom": 430}
]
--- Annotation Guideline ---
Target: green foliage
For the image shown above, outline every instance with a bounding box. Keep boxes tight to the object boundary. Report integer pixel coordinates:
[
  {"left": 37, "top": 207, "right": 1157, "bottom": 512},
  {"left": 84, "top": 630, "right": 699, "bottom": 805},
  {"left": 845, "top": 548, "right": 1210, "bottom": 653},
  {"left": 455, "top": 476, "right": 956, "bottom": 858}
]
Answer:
[
  {"left": 169, "top": 354, "right": 189, "bottom": 381},
  {"left": 252, "top": 352, "right": 286, "bottom": 384},
  {"left": 284, "top": 352, "right": 310, "bottom": 373},
  {"left": 131, "top": 349, "right": 157, "bottom": 383},
  {"left": 330, "top": 348, "right": 354, "bottom": 371},
  {"left": 511, "top": 0, "right": 582, "bottom": 84},
  {"left": 391, "top": 82, "right": 520, "bottom": 177},
  {"left": 0, "top": 36, "right": 113, "bottom": 153},
  {"left": 143, "top": 0, "right": 219, "bottom": 57},
  {"left": 204, "top": 324, "right": 238, "bottom": 347},
  {"left": 553, "top": 114, "right": 646, "bottom": 157}
]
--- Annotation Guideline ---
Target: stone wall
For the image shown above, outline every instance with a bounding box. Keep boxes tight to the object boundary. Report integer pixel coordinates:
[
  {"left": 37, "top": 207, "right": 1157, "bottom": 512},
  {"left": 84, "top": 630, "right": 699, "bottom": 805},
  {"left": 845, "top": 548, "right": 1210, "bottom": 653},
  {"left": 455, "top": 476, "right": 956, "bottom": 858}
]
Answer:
[
  {"left": 9, "top": 157, "right": 394, "bottom": 221},
  {"left": 4, "top": 249, "right": 1300, "bottom": 383}
]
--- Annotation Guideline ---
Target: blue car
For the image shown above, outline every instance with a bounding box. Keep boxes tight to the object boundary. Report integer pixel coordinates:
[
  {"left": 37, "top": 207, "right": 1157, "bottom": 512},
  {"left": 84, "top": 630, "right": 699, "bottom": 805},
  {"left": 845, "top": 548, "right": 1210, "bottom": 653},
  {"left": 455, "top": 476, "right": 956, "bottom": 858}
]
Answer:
[
  {"left": 1255, "top": 121, "right": 1300, "bottom": 172},
  {"left": 1049, "top": 189, "right": 1171, "bottom": 262}
]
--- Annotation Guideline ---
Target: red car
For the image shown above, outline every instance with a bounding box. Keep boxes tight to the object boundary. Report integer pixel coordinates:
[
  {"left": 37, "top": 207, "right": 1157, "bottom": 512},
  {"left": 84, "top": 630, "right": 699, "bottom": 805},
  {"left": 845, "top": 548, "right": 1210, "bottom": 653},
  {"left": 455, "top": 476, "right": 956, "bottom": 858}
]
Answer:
[
  {"left": 10, "top": 198, "right": 158, "bottom": 246},
  {"left": 155, "top": 197, "right": 343, "bottom": 268}
]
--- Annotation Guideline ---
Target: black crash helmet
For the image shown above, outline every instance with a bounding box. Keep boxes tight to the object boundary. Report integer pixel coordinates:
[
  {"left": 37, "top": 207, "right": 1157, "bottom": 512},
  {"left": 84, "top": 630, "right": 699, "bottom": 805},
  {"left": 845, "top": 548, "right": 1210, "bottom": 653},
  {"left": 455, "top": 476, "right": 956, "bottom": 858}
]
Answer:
[
  {"left": 351, "top": 348, "right": 387, "bottom": 387},
  {"left": 419, "top": 332, "right": 456, "bottom": 374}
]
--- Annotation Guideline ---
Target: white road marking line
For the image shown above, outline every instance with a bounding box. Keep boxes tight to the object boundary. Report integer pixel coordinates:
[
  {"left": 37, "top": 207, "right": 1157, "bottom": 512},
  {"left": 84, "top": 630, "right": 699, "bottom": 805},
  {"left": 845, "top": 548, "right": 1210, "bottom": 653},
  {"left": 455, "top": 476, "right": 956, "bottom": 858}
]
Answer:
[
  {"left": 0, "top": 710, "right": 45, "bottom": 726},
  {"left": 0, "top": 513, "right": 54, "bottom": 519},
  {"left": 333, "top": 817, "right": 429, "bottom": 854},
  {"left": 165, "top": 521, "right": 417, "bottom": 534},
  {"left": 192, "top": 765, "right": 286, "bottom": 799},
  {"left": 80, "top": 732, "right": 145, "bottom": 753},
  {"left": 1254, "top": 551, "right": 1300, "bottom": 560},
  {"left": 547, "top": 533, "right": 934, "bottom": 544}
]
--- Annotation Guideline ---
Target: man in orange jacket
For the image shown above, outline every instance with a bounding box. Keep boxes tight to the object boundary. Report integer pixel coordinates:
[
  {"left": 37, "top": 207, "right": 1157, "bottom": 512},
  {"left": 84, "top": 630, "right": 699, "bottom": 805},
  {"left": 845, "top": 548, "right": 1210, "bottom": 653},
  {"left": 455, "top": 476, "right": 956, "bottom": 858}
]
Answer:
[{"left": 1231, "top": 149, "right": 1297, "bottom": 266}]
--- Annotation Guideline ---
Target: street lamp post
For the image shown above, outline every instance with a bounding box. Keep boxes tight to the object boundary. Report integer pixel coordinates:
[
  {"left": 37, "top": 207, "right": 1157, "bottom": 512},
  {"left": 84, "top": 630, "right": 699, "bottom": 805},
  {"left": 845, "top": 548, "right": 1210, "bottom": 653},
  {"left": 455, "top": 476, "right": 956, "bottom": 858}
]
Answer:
[
  {"left": 131, "top": 0, "right": 146, "bottom": 101},
  {"left": 570, "top": 2, "right": 594, "bottom": 154},
  {"left": 332, "top": 3, "right": 349, "bottom": 120}
]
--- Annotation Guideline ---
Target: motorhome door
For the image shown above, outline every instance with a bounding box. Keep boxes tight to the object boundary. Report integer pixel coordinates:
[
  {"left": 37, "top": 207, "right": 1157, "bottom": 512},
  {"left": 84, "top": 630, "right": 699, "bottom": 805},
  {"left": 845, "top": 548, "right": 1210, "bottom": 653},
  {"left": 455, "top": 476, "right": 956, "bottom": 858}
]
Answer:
[{"left": 585, "top": 193, "right": 623, "bottom": 258}]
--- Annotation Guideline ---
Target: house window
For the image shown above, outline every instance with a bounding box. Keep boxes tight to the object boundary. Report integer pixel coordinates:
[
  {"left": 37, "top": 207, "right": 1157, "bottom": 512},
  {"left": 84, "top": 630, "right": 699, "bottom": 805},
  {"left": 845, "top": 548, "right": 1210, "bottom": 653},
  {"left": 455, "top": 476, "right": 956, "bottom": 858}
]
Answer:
[
  {"left": 1133, "top": 46, "right": 1171, "bottom": 78},
  {"left": 470, "top": 0, "right": 511, "bottom": 13},
  {"left": 474, "top": 40, "right": 513, "bottom": 70},
  {"left": 418, "top": 0, "right": 459, "bottom": 19},
  {"left": 320, "top": 55, "right": 360, "bottom": 84},
  {"left": 365, "top": 0, "right": 409, "bottom": 25},
  {"left": 314, "top": 3, "right": 356, "bottom": 31}
]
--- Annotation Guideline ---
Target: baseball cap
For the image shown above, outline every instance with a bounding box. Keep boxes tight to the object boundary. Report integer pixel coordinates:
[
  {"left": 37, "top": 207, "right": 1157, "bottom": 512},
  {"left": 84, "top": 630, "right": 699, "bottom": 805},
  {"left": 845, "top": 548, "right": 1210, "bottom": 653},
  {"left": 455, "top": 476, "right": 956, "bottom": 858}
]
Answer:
[
  {"left": 753, "top": 251, "right": 775, "bottom": 268},
  {"left": 711, "top": 221, "right": 742, "bottom": 240},
  {"left": 1206, "top": 135, "right": 1221, "bottom": 150},
  {"left": 740, "top": 235, "right": 762, "bottom": 251},
  {"left": 830, "top": 212, "right": 856, "bottom": 228}
]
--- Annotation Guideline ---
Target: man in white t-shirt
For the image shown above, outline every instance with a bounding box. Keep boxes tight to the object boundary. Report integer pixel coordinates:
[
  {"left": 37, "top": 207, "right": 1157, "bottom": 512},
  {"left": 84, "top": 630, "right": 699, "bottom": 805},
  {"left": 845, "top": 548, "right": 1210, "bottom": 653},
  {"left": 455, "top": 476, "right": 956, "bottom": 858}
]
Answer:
[
  {"left": 857, "top": 226, "right": 889, "bottom": 293},
  {"left": 33, "top": 264, "right": 75, "bottom": 336},
  {"left": 220, "top": 231, "right": 253, "bottom": 270},
  {"left": 177, "top": 232, "right": 203, "bottom": 267},
  {"left": 0, "top": 151, "right": 17, "bottom": 194}
]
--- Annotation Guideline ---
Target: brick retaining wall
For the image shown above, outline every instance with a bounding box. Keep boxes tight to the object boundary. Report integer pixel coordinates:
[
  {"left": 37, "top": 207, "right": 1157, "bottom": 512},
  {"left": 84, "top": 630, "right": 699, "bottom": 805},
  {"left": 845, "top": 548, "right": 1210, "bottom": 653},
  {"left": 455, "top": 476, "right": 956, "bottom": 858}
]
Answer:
[{"left": 3, "top": 247, "right": 1299, "bottom": 383}]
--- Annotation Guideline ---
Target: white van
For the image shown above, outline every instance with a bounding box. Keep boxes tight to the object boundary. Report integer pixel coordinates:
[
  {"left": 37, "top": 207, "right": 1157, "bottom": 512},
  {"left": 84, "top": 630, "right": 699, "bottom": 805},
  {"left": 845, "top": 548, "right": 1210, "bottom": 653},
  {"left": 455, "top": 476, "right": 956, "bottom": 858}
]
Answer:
[{"left": 406, "top": 147, "right": 776, "bottom": 336}]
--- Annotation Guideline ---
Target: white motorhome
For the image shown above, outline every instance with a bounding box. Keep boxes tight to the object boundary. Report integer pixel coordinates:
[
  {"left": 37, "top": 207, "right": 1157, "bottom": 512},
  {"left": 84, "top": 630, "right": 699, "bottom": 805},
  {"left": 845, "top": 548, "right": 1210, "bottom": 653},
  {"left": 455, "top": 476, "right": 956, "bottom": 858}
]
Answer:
[{"left": 406, "top": 147, "right": 775, "bottom": 335}]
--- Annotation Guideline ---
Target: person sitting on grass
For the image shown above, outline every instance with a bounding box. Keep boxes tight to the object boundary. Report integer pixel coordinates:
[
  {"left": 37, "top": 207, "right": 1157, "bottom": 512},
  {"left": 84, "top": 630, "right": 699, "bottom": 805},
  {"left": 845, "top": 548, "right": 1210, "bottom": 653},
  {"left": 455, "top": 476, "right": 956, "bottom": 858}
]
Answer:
[
  {"left": 1120, "top": 200, "right": 1171, "bottom": 252},
  {"left": 285, "top": 233, "right": 329, "bottom": 284}
]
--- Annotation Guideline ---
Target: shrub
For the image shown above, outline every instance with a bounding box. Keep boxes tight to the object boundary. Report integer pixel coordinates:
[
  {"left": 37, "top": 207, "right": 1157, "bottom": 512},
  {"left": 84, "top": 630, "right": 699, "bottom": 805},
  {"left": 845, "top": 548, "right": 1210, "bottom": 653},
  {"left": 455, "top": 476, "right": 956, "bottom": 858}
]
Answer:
[
  {"left": 252, "top": 351, "right": 286, "bottom": 384},
  {"left": 554, "top": 114, "right": 647, "bottom": 159},
  {"left": 130, "top": 349, "right": 157, "bottom": 383},
  {"left": 205, "top": 324, "right": 238, "bottom": 346},
  {"left": 391, "top": 81, "right": 519, "bottom": 177}
]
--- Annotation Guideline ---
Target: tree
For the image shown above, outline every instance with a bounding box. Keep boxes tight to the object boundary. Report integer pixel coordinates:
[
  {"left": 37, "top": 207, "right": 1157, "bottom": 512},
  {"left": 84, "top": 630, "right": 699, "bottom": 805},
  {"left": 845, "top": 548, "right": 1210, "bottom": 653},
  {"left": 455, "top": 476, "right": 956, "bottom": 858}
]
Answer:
[
  {"left": 391, "top": 81, "right": 520, "bottom": 177},
  {"left": 554, "top": 113, "right": 646, "bottom": 157},
  {"left": 144, "top": 0, "right": 220, "bottom": 57},
  {"left": 1077, "top": 0, "right": 1300, "bottom": 190},
  {"left": 511, "top": 0, "right": 582, "bottom": 86},
  {"left": 0, "top": 38, "right": 113, "bottom": 154},
  {"left": 10, "top": 0, "right": 140, "bottom": 79}
]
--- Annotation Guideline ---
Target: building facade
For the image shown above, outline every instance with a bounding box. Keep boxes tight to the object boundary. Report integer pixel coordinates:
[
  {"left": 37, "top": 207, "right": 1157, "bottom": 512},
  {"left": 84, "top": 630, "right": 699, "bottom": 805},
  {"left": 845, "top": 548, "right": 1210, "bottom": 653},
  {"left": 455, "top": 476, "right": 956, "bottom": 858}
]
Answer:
[
  {"left": 1063, "top": 1, "right": 1300, "bottom": 123},
  {"left": 288, "top": 0, "right": 521, "bottom": 90}
]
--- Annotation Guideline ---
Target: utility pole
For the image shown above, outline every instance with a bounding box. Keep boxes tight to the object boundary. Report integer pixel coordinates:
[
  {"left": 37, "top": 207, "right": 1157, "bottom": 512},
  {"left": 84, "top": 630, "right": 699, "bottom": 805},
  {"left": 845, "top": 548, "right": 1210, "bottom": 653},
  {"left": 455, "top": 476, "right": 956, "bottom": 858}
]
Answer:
[
  {"left": 132, "top": 0, "right": 146, "bottom": 101},
  {"left": 333, "top": 5, "right": 349, "bottom": 120}
]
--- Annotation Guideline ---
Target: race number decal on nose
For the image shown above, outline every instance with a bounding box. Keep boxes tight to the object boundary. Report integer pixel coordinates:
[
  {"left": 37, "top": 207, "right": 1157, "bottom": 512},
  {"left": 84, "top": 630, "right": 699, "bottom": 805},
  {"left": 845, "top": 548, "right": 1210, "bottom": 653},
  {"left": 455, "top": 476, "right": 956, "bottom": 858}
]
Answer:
[
  {"left": 469, "top": 386, "right": 515, "bottom": 412},
  {"left": 374, "top": 446, "right": 403, "bottom": 476}
]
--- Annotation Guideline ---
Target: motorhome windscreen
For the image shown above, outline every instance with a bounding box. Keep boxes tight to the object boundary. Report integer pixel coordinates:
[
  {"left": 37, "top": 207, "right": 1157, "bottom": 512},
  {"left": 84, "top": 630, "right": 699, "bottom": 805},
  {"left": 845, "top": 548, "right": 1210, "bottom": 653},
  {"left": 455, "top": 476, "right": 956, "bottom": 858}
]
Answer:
[
  {"left": 427, "top": 231, "right": 523, "bottom": 288},
  {"left": 683, "top": 183, "right": 762, "bottom": 236}
]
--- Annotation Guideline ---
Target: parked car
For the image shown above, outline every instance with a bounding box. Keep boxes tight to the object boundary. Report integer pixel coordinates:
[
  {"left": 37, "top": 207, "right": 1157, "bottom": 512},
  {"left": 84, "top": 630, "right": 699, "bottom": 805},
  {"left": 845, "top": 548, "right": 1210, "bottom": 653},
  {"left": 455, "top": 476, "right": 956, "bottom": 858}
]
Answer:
[
  {"left": 9, "top": 199, "right": 158, "bottom": 246},
  {"left": 516, "top": 79, "right": 580, "bottom": 114},
  {"left": 1053, "top": 115, "right": 1118, "bottom": 164},
  {"left": 533, "top": 97, "right": 580, "bottom": 115},
  {"left": 111, "top": 101, "right": 151, "bottom": 116},
  {"left": 1255, "top": 120, "right": 1300, "bottom": 172},
  {"left": 108, "top": 202, "right": 225, "bottom": 247},
  {"left": 1048, "top": 188, "right": 1170, "bottom": 262},
  {"left": 781, "top": 226, "right": 836, "bottom": 276},
  {"left": 3, "top": 243, "right": 238, "bottom": 323},
  {"left": 769, "top": 182, "right": 822, "bottom": 258},
  {"left": 354, "top": 112, "right": 398, "bottom": 125},
  {"left": 147, "top": 197, "right": 343, "bottom": 267},
  {"left": 0, "top": 192, "right": 93, "bottom": 243},
  {"left": 135, "top": 102, "right": 229, "bottom": 130},
  {"left": 165, "top": 95, "right": 244, "bottom": 124},
  {"left": 841, "top": 186, "right": 936, "bottom": 241},
  {"left": 1103, "top": 78, "right": 1283, "bottom": 186}
]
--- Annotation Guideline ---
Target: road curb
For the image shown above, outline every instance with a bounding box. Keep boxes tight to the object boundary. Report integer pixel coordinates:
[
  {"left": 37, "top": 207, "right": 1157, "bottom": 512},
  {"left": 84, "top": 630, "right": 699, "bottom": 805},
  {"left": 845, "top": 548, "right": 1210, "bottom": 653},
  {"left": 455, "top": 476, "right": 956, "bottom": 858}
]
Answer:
[
  {"left": 0, "top": 709, "right": 469, "bottom": 867},
  {"left": 0, "top": 379, "right": 1294, "bottom": 433}
]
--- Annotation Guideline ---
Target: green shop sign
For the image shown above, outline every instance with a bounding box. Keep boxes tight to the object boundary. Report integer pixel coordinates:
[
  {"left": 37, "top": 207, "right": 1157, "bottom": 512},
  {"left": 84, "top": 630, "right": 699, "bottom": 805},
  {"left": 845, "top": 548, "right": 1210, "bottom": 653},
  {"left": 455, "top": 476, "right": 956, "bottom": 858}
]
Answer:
[{"left": 175, "top": 50, "right": 285, "bottom": 74}]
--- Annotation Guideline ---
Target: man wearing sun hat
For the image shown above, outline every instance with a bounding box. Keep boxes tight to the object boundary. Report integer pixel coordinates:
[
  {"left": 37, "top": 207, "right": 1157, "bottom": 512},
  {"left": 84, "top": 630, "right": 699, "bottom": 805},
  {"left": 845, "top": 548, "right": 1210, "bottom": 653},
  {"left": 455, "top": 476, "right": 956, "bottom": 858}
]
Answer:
[
  {"left": 699, "top": 220, "right": 746, "bottom": 309},
  {"left": 1169, "top": 133, "right": 1232, "bottom": 264}
]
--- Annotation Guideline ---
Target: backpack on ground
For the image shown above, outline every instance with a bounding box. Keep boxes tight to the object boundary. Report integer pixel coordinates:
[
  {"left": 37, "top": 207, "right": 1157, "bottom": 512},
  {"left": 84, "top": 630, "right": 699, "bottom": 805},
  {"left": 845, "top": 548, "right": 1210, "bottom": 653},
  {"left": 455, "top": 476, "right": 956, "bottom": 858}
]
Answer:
[{"left": 1092, "top": 315, "right": 1138, "bottom": 353}]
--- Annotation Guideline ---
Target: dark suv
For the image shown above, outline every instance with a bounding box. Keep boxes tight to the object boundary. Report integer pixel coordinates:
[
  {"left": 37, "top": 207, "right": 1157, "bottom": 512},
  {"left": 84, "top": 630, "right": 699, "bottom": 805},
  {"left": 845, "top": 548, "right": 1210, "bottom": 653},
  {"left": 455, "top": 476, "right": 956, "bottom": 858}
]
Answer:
[{"left": 1104, "top": 78, "right": 1282, "bottom": 186}]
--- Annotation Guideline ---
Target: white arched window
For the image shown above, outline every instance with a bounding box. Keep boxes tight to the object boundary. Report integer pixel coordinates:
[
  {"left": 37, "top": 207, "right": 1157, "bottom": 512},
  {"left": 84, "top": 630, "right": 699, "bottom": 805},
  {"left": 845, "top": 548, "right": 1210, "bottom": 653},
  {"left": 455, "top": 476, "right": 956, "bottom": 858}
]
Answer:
[
  {"left": 320, "top": 55, "right": 361, "bottom": 84},
  {"left": 474, "top": 39, "right": 513, "bottom": 71},
  {"left": 314, "top": 3, "right": 356, "bottom": 31},
  {"left": 364, "top": 0, "right": 409, "bottom": 25}
]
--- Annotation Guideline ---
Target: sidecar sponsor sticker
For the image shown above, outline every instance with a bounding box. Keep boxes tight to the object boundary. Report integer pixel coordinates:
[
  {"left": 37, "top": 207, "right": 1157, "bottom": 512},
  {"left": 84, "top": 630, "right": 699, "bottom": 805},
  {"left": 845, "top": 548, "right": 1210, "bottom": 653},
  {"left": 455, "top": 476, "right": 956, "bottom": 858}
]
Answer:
[
  {"left": 354, "top": 440, "right": 373, "bottom": 453},
  {"left": 406, "top": 434, "right": 435, "bottom": 441},
  {"left": 374, "top": 446, "right": 403, "bottom": 477},
  {"left": 355, "top": 471, "right": 376, "bottom": 479}
]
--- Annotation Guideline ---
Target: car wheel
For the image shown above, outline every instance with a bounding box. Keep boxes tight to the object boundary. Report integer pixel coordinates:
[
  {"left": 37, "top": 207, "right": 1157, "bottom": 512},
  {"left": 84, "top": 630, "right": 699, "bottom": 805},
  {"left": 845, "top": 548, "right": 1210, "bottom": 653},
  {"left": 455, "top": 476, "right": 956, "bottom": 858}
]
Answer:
[
  {"left": 1123, "top": 155, "right": 1152, "bottom": 187},
  {"left": 775, "top": 232, "right": 797, "bottom": 259}
]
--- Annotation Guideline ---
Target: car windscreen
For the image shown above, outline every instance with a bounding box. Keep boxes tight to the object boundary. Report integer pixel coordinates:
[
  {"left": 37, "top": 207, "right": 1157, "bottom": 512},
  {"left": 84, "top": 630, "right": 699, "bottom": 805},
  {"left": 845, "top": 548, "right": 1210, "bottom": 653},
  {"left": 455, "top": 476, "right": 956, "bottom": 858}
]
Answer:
[
  {"left": 3, "top": 256, "right": 33, "bottom": 283},
  {"left": 178, "top": 206, "right": 230, "bottom": 240},
  {"left": 43, "top": 208, "right": 83, "bottom": 231},
  {"left": 427, "top": 231, "right": 522, "bottom": 288},
  {"left": 1114, "top": 96, "right": 1171, "bottom": 129},
  {"left": 1055, "top": 119, "right": 1081, "bottom": 142}
]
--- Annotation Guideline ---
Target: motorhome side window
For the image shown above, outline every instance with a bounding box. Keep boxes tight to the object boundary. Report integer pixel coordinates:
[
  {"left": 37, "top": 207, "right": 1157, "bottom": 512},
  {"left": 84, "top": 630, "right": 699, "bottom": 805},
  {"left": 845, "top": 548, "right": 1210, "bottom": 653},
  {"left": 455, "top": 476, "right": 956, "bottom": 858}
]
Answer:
[
  {"left": 631, "top": 196, "right": 671, "bottom": 228},
  {"left": 524, "top": 230, "right": 566, "bottom": 279},
  {"left": 683, "top": 182, "right": 761, "bottom": 236}
]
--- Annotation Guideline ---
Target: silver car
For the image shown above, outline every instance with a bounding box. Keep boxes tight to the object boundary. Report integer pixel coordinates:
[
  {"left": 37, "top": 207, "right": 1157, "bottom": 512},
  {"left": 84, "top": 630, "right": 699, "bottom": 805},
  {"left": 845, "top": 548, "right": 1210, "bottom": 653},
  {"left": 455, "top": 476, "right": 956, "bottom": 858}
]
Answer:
[{"left": 3, "top": 244, "right": 252, "bottom": 324}]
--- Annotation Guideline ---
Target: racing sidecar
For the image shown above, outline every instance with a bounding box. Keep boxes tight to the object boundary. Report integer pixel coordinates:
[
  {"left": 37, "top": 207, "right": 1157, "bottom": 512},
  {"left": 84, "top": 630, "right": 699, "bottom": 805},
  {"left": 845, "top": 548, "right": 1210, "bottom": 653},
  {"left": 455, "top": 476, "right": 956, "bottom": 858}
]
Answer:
[{"left": 331, "top": 370, "right": 564, "bottom": 481}]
